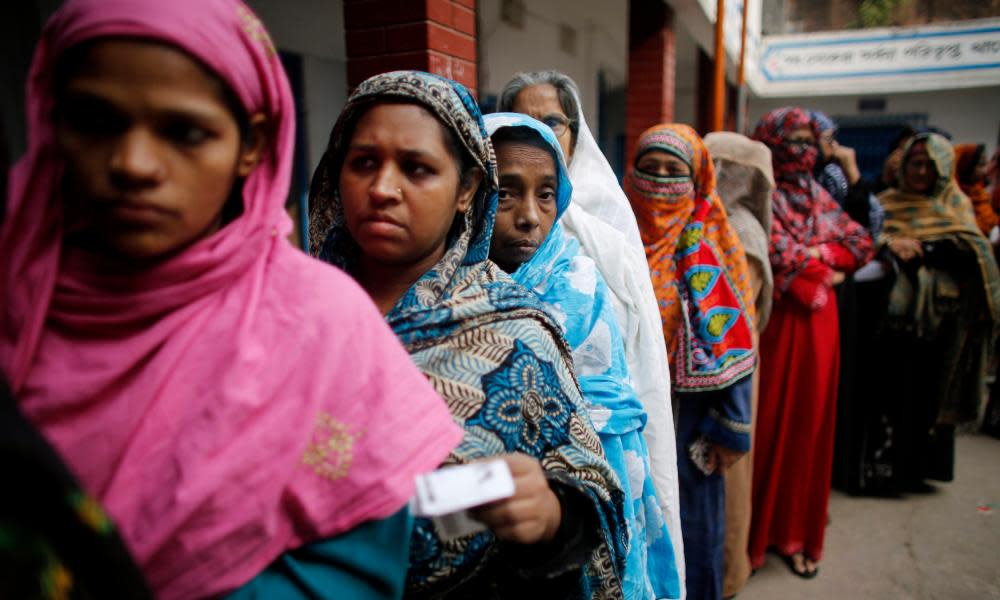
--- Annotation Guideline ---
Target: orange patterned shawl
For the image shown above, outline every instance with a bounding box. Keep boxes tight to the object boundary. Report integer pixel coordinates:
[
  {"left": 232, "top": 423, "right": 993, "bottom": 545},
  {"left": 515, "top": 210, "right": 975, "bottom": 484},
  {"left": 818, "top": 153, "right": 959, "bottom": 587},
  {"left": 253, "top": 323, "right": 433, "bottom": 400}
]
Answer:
[{"left": 626, "top": 124, "right": 755, "bottom": 392}]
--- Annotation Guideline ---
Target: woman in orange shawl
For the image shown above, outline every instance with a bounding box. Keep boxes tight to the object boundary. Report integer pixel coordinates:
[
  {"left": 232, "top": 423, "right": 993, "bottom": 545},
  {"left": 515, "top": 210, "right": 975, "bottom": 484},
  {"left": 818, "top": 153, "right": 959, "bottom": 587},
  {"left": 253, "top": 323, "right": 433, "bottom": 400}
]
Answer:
[
  {"left": 626, "top": 124, "right": 756, "bottom": 600},
  {"left": 954, "top": 143, "right": 998, "bottom": 239}
]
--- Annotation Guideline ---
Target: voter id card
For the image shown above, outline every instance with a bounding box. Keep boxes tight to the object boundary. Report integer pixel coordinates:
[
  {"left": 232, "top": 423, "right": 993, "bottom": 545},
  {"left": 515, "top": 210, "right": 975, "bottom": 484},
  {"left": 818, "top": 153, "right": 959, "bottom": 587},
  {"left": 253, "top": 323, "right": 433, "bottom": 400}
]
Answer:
[{"left": 411, "top": 460, "right": 515, "bottom": 540}]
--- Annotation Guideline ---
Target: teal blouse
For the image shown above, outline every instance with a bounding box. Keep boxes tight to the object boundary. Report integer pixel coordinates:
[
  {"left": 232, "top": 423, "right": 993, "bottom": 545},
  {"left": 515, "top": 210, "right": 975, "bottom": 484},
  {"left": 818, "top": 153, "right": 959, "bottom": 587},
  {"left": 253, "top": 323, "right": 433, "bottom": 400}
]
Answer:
[{"left": 229, "top": 508, "right": 412, "bottom": 599}]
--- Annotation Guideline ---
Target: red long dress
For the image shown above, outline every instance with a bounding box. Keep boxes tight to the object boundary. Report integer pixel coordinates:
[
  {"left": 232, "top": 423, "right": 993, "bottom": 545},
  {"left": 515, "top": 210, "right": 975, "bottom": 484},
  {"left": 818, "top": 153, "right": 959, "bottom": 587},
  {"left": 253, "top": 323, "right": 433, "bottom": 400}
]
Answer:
[
  {"left": 749, "top": 246, "right": 866, "bottom": 567},
  {"left": 748, "top": 107, "right": 874, "bottom": 567},
  {"left": 750, "top": 260, "right": 844, "bottom": 565}
]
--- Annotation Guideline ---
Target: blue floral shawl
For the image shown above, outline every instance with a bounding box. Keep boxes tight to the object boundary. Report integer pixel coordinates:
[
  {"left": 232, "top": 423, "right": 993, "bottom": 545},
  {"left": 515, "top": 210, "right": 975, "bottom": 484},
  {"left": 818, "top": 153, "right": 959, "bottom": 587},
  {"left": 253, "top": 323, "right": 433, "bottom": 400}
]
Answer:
[
  {"left": 308, "top": 72, "right": 627, "bottom": 599},
  {"left": 486, "top": 113, "right": 680, "bottom": 599}
]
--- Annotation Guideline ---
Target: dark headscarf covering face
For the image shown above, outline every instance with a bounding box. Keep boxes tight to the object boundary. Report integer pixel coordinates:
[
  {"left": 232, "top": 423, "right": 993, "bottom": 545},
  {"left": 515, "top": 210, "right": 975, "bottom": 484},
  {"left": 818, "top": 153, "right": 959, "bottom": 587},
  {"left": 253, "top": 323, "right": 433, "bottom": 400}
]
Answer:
[
  {"left": 309, "top": 71, "right": 627, "bottom": 599},
  {"left": 954, "top": 144, "right": 986, "bottom": 187}
]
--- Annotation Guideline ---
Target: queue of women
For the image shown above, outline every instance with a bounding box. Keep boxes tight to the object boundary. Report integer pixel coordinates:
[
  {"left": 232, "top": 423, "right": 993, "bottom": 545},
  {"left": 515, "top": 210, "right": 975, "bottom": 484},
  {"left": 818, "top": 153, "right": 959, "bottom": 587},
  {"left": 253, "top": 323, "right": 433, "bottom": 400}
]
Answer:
[{"left": 2, "top": 1, "right": 998, "bottom": 599}]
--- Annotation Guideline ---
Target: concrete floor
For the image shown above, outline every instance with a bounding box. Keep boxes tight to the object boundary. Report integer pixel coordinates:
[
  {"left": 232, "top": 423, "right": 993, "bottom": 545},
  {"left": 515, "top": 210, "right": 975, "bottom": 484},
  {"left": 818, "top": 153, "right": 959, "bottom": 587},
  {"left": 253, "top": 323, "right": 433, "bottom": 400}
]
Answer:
[{"left": 737, "top": 433, "right": 1000, "bottom": 600}]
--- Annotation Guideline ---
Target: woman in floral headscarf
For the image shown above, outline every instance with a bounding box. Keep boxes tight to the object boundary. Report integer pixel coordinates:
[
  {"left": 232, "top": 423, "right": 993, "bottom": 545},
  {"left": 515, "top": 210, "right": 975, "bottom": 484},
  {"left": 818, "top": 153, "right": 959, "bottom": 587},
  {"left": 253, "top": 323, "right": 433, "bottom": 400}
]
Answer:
[
  {"left": 309, "top": 71, "right": 627, "bottom": 599},
  {"left": 878, "top": 133, "right": 1000, "bottom": 487},
  {"left": 626, "top": 124, "right": 756, "bottom": 600},
  {"left": 748, "top": 108, "right": 872, "bottom": 579}
]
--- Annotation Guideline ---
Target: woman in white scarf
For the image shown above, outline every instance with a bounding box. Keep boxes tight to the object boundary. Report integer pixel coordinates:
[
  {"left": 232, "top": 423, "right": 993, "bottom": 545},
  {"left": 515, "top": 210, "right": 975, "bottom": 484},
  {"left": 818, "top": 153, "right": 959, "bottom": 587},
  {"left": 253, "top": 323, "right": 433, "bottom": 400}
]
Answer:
[{"left": 499, "top": 71, "right": 684, "bottom": 598}]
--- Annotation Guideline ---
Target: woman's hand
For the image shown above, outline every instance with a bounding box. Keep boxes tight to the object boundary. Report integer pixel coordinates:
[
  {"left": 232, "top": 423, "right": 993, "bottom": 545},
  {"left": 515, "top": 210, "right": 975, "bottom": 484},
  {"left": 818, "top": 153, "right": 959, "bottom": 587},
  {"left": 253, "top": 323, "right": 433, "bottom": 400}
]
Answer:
[
  {"left": 832, "top": 271, "right": 846, "bottom": 285},
  {"left": 470, "top": 454, "right": 562, "bottom": 545},
  {"left": 883, "top": 148, "right": 905, "bottom": 186},
  {"left": 888, "top": 237, "right": 923, "bottom": 262},
  {"left": 832, "top": 141, "right": 862, "bottom": 185}
]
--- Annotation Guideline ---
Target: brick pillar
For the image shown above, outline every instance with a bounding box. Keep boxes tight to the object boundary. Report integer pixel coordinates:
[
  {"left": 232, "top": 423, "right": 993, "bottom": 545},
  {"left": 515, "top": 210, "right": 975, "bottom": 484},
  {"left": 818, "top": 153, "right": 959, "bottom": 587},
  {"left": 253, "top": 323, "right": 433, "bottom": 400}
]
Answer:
[
  {"left": 625, "top": 0, "right": 676, "bottom": 168},
  {"left": 343, "top": 0, "right": 477, "bottom": 96}
]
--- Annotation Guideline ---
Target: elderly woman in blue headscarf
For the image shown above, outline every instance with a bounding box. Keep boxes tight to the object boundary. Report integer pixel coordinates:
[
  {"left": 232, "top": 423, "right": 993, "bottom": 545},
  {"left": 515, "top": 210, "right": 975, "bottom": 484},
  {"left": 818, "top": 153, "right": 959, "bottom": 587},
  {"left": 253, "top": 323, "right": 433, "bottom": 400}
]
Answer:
[{"left": 484, "top": 113, "right": 679, "bottom": 600}]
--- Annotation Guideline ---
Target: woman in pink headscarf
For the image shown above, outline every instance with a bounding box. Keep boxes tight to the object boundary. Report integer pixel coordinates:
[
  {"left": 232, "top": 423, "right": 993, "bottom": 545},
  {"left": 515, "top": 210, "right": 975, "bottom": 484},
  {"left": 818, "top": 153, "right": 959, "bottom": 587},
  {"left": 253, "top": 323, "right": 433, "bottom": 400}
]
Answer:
[{"left": 0, "top": 1, "right": 461, "bottom": 598}]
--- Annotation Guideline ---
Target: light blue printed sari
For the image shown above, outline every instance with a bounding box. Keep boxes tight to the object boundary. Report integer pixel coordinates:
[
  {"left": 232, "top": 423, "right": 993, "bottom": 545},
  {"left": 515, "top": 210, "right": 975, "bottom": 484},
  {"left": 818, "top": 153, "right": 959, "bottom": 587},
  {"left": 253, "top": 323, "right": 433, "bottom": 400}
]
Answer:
[{"left": 486, "top": 113, "right": 680, "bottom": 599}]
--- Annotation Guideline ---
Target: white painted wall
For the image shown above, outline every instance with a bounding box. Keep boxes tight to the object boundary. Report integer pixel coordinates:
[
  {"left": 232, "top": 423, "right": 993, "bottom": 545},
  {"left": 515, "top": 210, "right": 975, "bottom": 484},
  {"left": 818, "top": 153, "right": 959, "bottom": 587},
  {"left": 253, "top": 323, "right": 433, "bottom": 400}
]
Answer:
[
  {"left": 1, "top": 1, "right": 346, "bottom": 175},
  {"left": 246, "top": 0, "right": 347, "bottom": 172},
  {"left": 674, "top": 24, "right": 701, "bottom": 129},
  {"left": 300, "top": 57, "right": 348, "bottom": 172},
  {"left": 669, "top": 0, "right": 763, "bottom": 77},
  {"left": 478, "top": 0, "right": 628, "bottom": 130},
  {"left": 248, "top": 0, "right": 346, "bottom": 62},
  {"left": 748, "top": 86, "right": 1000, "bottom": 152}
]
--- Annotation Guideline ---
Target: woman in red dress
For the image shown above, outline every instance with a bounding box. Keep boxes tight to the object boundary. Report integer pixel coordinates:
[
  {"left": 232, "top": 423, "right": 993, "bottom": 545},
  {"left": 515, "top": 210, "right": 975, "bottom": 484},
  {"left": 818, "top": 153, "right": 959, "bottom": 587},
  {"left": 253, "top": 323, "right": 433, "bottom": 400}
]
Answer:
[{"left": 748, "top": 108, "right": 873, "bottom": 579}]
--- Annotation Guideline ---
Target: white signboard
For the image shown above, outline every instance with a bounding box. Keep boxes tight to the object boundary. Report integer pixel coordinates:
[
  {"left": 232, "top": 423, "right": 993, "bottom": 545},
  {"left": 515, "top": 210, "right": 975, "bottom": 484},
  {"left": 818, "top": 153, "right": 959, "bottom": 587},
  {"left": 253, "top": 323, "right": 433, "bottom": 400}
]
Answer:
[{"left": 752, "top": 20, "right": 1000, "bottom": 97}]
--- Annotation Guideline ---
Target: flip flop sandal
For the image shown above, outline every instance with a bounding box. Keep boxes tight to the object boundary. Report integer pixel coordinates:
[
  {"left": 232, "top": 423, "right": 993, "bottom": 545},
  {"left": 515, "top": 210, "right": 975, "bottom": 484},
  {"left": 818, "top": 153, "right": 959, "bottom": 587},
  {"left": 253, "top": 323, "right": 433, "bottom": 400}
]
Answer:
[{"left": 781, "top": 553, "right": 818, "bottom": 580}]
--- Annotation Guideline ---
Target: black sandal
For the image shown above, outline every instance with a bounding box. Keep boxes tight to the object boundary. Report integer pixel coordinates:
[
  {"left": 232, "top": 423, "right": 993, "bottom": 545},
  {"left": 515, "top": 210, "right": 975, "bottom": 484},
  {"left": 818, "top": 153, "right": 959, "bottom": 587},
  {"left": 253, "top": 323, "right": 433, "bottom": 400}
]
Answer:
[{"left": 781, "top": 552, "right": 818, "bottom": 580}]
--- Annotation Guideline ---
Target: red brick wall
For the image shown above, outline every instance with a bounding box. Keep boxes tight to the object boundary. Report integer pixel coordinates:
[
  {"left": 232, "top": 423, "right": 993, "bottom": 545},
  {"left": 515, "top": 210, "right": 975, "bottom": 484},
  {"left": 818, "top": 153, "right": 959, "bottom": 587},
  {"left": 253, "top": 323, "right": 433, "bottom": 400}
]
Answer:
[
  {"left": 343, "top": 0, "right": 478, "bottom": 96},
  {"left": 625, "top": 0, "right": 676, "bottom": 169}
]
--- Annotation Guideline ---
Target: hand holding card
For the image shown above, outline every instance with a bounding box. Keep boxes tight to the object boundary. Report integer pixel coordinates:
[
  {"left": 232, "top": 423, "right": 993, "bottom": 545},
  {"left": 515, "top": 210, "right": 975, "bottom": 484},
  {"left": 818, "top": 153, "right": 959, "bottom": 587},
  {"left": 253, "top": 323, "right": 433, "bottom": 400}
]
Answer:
[
  {"left": 411, "top": 454, "right": 562, "bottom": 544},
  {"left": 469, "top": 454, "right": 562, "bottom": 545},
  {"left": 412, "top": 457, "right": 517, "bottom": 540}
]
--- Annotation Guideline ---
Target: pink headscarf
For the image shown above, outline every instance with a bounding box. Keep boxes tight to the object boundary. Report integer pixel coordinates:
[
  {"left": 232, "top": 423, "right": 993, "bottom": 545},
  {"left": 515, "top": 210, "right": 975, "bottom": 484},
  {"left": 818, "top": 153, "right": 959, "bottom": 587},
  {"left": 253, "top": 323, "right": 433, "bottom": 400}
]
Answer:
[{"left": 0, "top": 1, "right": 462, "bottom": 598}]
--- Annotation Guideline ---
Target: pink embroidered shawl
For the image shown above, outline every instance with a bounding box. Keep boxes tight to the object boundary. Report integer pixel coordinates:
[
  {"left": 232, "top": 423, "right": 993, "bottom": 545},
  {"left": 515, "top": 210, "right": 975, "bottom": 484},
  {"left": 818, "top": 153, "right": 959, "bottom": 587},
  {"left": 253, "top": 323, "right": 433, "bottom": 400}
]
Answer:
[{"left": 0, "top": 1, "right": 461, "bottom": 597}]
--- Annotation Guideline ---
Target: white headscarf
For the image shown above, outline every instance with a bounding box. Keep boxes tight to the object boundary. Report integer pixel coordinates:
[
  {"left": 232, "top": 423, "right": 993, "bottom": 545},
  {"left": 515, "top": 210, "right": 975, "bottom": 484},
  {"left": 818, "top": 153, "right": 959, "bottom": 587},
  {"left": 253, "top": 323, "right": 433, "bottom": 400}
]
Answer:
[{"left": 566, "top": 106, "right": 645, "bottom": 250}]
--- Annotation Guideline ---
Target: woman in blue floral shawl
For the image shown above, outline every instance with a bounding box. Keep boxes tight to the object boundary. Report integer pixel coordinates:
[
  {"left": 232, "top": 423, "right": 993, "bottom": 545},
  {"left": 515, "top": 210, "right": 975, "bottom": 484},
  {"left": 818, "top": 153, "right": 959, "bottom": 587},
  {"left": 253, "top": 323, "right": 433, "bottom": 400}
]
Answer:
[
  {"left": 484, "top": 113, "right": 680, "bottom": 599},
  {"left": 309, "top": 71, "right": 627, "bottom": 599}
]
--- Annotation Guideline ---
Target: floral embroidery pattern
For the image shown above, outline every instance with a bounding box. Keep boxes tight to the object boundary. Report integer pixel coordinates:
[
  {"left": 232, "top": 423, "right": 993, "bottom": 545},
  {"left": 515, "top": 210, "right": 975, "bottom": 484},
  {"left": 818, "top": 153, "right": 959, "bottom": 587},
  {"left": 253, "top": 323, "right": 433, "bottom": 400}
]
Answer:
[
  {"left": 236, "top": 5, "right": 276, "bottom": 57},
  {"left": 302, "top": 413, "right": 358, "bottom": 482}
]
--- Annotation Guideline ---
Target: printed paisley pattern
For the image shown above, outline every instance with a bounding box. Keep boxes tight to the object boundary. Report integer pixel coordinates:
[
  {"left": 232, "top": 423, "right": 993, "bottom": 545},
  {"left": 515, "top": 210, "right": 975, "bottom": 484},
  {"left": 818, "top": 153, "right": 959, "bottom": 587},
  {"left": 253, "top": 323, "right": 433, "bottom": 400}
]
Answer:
[{"left": 310, "top": 72, "right": 627, "bottom": 599}]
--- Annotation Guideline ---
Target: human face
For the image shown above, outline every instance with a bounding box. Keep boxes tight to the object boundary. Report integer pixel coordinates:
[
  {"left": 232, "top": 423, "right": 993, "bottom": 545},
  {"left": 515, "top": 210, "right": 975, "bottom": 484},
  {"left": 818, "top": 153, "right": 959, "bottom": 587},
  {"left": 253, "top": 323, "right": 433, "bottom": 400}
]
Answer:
[
  {"left": 511, "top": 84, "right": 574, "bottom": 163},
  {"left": 55, "top": 39, "right": 266, "bottom": 264},
  {"left": 489, "top": 140, "right": 558, "bottom": 273},
  {"left": 974, "top": 151, "right": 989, "bottom": 183},
  {"left": 636, "top": 150, "right": 691, "bottom": 177},
  {"left": 785, "top": 126, "right": 815, "bottom": 146},
  {"left": 902, "top": 142, "right": 937, "bottom": 194},
  {"left": 818, "top": 129, "right": 835, "bottom": 161},
  {"left": 338, "top": 103, "right": 478, "bottom": 270}
]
